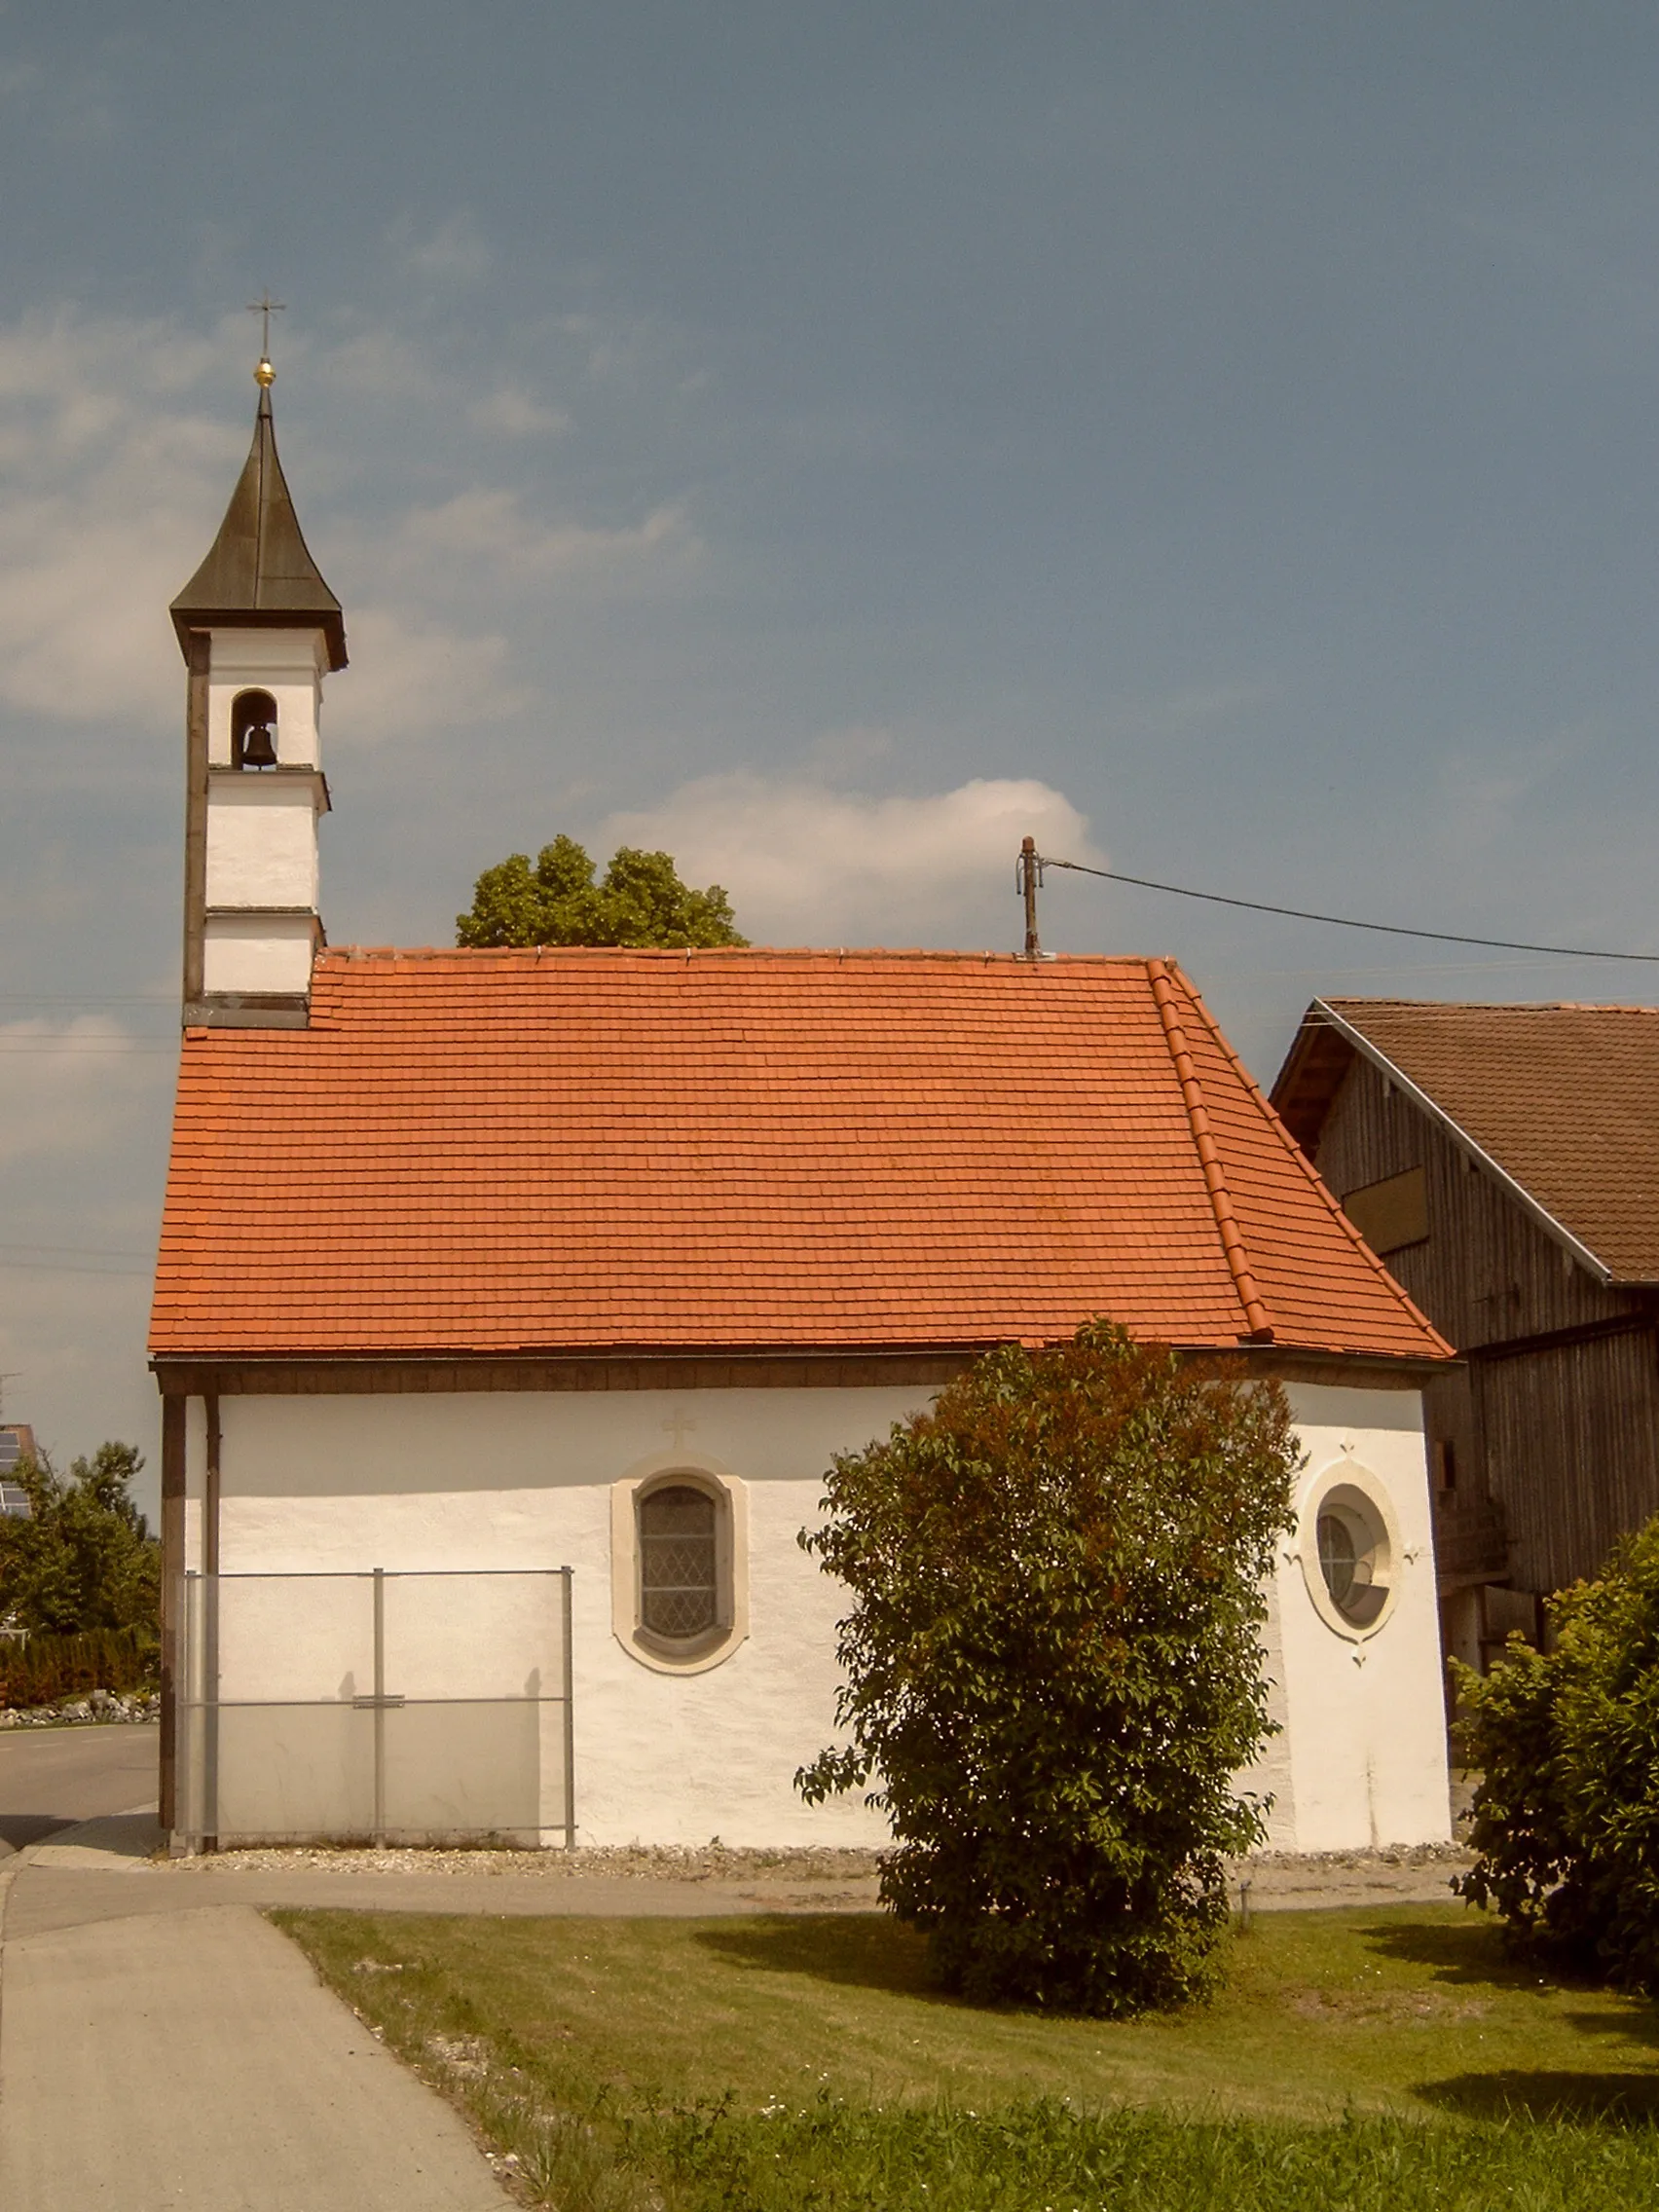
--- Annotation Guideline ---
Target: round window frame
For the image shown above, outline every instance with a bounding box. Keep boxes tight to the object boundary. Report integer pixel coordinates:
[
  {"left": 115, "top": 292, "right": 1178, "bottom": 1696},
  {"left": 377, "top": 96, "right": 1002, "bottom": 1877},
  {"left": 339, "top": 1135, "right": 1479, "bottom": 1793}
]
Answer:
[
  {"left": 1296, "top": 1463, "right": 1402, "bottom": 1643},
  {"left": 610, "top": 1456, "right": 749, "bottom": 1676}
]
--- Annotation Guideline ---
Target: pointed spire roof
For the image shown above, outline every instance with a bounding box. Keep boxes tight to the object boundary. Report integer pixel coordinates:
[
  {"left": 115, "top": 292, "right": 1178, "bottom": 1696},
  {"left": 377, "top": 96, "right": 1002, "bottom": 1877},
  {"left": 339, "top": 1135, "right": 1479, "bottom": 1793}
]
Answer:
[{"left": 170, "top": 381, "right": 348, "bottom": 670}]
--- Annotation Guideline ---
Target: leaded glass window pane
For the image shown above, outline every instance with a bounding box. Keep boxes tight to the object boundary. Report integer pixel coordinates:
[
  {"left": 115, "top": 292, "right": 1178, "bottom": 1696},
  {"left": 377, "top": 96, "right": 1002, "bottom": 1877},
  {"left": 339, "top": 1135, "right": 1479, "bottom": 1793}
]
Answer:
[
  {"left": 1317, "top": 1511, "right": 1357, "bottom": 1609},
  {"left": 640, "top": 1486, "right": 718, "bottom": 1638}
]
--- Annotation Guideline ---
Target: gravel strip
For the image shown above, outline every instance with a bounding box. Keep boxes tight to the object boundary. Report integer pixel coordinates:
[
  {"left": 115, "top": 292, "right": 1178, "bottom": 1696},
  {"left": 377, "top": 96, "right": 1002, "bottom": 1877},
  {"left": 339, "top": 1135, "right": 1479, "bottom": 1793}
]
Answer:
[{"left": 156, "top": 1837, "right": 1475, "bottom": 1911}]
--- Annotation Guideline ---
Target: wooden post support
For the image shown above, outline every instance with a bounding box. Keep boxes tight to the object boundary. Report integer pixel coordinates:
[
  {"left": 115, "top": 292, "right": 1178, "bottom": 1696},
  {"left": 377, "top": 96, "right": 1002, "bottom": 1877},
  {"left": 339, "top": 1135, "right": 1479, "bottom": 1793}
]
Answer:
[
  {"left": 158, "top": 1395, "right": 187, "bottom": 1835},
  {"left": 1019, "top": 834, "right": 1042, "bottom": 959},
  {"left": 182, "top": 630, "right": 211, "bottom": 1010}
]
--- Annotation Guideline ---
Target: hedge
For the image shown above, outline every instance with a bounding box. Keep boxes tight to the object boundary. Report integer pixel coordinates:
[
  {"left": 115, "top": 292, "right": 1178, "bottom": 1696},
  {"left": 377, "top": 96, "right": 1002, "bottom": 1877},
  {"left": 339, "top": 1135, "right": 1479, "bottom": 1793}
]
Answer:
[{"left": 0, "top": 1626, "right": 158, "bottom": 1710}]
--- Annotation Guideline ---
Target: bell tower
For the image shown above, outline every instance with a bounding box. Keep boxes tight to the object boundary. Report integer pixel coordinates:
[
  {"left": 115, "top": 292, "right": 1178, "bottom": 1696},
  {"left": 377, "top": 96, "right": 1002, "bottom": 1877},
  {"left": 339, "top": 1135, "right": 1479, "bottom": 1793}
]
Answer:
[{"left": 170, "top": 348, "right": 347, "bottom": 1027}]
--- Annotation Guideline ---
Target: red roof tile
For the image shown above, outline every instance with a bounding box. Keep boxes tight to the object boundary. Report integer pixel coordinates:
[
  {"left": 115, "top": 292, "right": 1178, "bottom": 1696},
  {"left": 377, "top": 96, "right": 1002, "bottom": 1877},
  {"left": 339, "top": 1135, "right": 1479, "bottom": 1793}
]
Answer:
[{"left": 148, "top": 949, "right": 1450, "bottom": 1364}]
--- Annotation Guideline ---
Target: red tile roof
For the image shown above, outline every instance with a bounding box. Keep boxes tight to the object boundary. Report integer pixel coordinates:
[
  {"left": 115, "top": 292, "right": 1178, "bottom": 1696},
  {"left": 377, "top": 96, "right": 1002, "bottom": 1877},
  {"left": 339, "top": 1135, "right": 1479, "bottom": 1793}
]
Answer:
[{"left": 149, "top": 949, "right": 1449, "bottom": 1365}]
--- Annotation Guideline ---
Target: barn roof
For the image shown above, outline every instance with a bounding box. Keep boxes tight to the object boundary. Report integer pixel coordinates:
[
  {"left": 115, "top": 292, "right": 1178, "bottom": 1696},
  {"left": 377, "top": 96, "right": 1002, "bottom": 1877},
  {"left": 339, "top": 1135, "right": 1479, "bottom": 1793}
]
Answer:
[
  {"left": 150, "top": 949, "right": 1449, "bottom": 1367},
  {"left": 1272, "top": 998, "right": 1659, "bottom": 1286}
]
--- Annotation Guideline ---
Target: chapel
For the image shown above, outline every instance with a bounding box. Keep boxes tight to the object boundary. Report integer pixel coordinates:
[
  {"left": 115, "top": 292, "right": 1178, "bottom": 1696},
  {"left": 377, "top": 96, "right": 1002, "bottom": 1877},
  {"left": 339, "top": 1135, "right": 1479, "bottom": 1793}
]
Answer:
[{"left": 150, "top": 362, "right": 1456, "bottom": 1854}]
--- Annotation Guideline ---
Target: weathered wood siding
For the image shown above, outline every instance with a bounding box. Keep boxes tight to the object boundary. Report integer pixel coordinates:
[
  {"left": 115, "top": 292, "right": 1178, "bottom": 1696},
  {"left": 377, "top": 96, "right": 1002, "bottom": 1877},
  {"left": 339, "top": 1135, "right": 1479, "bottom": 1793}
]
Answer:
[
  {"left": 1475, "top": 1330, "right": 1659, "bottom": 1596},
  {"left": 1313, "top": 1058, "right": 1628, "bottom": 1350},
  {"left": 1312, "top": 1054, "right": 1659, "bottom": 1597}
]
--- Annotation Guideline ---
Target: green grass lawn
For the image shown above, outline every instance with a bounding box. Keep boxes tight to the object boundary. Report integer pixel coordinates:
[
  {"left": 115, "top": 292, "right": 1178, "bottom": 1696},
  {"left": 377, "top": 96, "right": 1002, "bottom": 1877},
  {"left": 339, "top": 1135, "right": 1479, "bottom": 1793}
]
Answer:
[{"left": 276, "top": 1903, "right": 1659, "bottom": 2210}]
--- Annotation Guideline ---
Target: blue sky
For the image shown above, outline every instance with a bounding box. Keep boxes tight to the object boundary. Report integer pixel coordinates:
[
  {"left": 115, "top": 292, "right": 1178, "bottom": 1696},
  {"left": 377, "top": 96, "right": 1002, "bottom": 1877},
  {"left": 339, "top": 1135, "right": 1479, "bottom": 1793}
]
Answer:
[{"left": 5, "top": 3, "right": 1659, "bottom": 1493}]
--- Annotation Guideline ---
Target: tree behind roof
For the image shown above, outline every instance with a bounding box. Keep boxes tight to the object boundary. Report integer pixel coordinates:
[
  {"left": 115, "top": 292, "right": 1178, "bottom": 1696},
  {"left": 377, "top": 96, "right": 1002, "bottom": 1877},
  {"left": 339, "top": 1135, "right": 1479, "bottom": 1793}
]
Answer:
[{"left": 457, "top": 834, "right": 747, "bottom": 949}]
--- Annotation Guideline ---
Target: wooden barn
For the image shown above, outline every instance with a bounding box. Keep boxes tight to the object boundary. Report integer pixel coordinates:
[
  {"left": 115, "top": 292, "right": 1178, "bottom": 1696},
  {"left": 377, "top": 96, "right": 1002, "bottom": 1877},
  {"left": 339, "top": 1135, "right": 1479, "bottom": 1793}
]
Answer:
[{"left": 1273, "top": 999, "right": 1659, "bottom": 1673}]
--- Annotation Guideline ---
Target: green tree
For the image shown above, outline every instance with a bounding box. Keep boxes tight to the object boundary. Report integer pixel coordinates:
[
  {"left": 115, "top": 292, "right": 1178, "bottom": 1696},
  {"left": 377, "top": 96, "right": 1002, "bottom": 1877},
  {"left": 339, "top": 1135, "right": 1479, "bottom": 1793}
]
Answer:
[
  {"left": 0, "top": 1443, "right": 161, "bottom": 1639},
  {"left": 457, "top": 834, "right": 747, "bottom": 949},
  {"left": 797, "top": 1321, "right": 1300, "bottom": 2015},
  {"left": 1454, "top": 1517, "right": 1659, "bottom": 1994}
]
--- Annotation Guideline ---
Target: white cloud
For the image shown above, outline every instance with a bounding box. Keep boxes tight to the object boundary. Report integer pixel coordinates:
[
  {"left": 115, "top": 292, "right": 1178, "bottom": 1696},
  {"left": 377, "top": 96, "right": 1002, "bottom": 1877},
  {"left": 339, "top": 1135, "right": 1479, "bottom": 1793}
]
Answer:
[
  {"left": 602, "top": 772, "right": 1103, "bottom": 949},
  {"left": 0, "top": 1018, "right": 159, "bottom": 1167},
  {"left": 0, "top": 310, "right": 242, "bottom": 726},
  {"left": 305, "top": 324, "right": 441, "bottom": 403},
  {"left": 403, "top": 214, "right": 495, "bottom": 284},
  {"left": 388, "top": 491, "right": 699, "bottom": 584},
  {"left": 326, "top": 607, "right": 529, "bottom": 747},
  {"left": 466, "top": 387, "right": 570, "bottom": 438},
  {"left": 0, "top": 306, "right": 696, "bottom": 744}
]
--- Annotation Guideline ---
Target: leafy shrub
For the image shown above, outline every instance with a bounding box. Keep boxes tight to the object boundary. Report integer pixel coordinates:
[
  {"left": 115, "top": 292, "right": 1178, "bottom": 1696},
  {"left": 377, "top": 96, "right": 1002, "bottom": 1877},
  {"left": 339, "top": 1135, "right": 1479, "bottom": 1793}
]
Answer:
[
  {"left": 1454, "top": 1515, "right": 1659, "bottom": 1993},
  {"left": 0, "top": 1625, "right": 156, "bottom": 1710},
  {"left": 796, "top": 1320, "right": 1300, "bottom": 2014}
]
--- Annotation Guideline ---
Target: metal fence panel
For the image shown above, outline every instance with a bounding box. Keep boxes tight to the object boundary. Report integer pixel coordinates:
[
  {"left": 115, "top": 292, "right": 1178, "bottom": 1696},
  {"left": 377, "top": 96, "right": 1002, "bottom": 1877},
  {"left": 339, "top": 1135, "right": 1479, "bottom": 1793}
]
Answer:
[{"left": 176, "top": 1567, "right": 573, "bottom": 1851}]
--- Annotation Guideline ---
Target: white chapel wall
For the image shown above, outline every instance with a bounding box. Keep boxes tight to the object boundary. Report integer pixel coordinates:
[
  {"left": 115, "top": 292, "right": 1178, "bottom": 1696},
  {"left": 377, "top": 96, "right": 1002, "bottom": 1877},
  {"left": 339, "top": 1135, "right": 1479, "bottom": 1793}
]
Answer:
[
  {"left": 1269, "top": 1381, "right": 1450, "bottom": 1851},
  {"left": 206, "top": 628, "right": 324, "bottom": 767},
  {"left": 200, "top": 913, "right": 318, "bottom": 997},
  {"left": 185, "top": 1376, "right": 1452, "bottom": 1851},
  {"left": 203, "top": 1386, "right": 930, "bottom": 1847},
  {"left": 203, "top": 781, "right": 321, "bottom": 910}
]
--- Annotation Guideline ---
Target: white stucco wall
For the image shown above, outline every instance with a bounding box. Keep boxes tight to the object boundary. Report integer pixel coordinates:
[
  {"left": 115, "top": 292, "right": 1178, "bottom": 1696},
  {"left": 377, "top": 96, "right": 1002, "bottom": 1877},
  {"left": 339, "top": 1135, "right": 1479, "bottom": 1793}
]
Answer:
[
  {"left": 207, "top": 628, "right": 325, "bottom": 768},
  {"left": 204, "top": 779, "right": 322, "bottom": 910},
  {"left": 201, "top": 913, "right": 318, "bottom": 996},
  {"left": 197, "top": 628, "right": 330, "bottom": 997},
  {"left": 180, "top": 1377, "right": 1450, "bottom": 1850},
  {"left": 1262, "top": 1382, "right": 1451, "bottom": 1850},
  {"left": 191, "top": 1387, "right": 928, "bottom": 1846}
]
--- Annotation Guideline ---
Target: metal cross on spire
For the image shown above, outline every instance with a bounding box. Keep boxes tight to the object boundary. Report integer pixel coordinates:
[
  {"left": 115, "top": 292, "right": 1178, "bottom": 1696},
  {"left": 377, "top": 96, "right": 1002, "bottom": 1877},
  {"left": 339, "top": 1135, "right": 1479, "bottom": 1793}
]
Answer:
[{"left": 246, "top": 292, "right": 286, "bottom": 377}]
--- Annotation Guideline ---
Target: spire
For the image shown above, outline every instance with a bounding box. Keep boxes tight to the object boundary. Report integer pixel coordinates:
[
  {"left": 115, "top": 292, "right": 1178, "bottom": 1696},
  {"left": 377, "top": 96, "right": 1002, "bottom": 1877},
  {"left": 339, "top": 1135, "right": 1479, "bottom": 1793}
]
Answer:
[{"left": 170, "top": 364, "right": 348, "bottom": 671}]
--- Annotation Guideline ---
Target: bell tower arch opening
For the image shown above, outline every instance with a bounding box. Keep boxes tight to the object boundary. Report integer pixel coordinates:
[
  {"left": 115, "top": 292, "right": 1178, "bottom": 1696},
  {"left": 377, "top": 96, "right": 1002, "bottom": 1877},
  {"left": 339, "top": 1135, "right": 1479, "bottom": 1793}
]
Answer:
[{"left": 230, "top": 689, "right": 279, "bottom": 771}]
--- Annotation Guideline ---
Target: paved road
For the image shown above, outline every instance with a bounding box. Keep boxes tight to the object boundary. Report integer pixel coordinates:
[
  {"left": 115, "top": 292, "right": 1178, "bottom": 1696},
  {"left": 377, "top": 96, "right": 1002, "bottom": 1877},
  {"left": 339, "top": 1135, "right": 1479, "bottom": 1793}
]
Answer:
[
  {"left": 1, "top": 1903, "right": 510, "bottom": 2211},
  {"left": 0, "top": 1722, "right": 158, "bottom": 1850},
  {"left": 0, "top": 1725, "right": 511, "bottom": 2209}
]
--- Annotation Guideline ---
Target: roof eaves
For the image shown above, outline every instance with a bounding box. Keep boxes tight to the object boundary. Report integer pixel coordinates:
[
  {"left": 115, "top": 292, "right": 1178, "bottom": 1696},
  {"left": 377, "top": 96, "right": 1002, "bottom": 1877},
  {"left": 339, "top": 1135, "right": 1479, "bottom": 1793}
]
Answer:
[
  {"left": 1307, "top": 999, "right": 1619, "bottom": 1288},
  {"left": 1147, "top": 957, "right": 1273, "bottom": 1343},
  {"left": 1178, "top": 975, "right": 1454, "bottom": 1360}
]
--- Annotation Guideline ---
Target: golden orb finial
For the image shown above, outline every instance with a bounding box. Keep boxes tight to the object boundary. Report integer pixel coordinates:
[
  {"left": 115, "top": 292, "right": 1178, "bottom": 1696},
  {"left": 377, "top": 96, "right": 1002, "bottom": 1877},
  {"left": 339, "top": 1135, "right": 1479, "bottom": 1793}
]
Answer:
[{"left": 254, "top": 356, "right": 276, "bottom": 388}]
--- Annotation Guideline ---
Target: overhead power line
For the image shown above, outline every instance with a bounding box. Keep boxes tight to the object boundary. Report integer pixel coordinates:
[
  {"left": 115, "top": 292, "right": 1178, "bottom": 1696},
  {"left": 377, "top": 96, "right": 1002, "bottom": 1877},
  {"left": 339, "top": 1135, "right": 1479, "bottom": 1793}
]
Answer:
[
  {"left": 0, "top": 1257, "right": 151, "bottom": 1276},
  {"left": 1035, "top": 857, "right": 1659, "bottom": 964}
]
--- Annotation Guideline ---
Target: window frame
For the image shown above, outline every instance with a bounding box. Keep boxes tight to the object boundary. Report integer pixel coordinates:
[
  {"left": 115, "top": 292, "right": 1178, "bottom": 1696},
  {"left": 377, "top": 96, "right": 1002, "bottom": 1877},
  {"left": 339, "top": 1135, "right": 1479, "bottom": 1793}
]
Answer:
[
  {"left": 610, "top": 1456, "right": 749, "bottom": 1675},
  {"left": 1295, "top": 1460, "right": 1403, "bottom": 1643}
]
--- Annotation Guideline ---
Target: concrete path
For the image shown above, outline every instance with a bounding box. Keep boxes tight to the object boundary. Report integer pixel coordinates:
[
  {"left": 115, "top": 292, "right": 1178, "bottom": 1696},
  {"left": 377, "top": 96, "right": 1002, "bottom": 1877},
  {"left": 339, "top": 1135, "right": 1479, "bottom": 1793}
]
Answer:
[
  {"left": 0, "top": 1729, "right": 514, "bottom": 2210},
  {"left": 0, "top": 1899, "right": 512, "bottom": 2210}
]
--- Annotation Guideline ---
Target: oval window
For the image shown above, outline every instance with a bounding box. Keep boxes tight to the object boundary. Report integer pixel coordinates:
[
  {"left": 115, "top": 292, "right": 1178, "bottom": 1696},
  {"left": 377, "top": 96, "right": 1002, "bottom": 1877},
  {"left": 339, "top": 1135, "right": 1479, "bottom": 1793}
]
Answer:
[
  {"left": 639, "top": 1484, "right": 718, "bottom": 1640},
  {"left": 1313, "top": 1492, "right": 1389, "bottom": 1630}
]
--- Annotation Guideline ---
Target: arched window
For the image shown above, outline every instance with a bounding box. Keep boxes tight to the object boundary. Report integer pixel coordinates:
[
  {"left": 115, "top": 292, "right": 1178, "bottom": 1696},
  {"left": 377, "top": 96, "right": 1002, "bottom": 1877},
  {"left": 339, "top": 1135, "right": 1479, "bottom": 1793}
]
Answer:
[
  {"left": 639, "top": 1484, "right": 718, "bottom": 1639},
  {"left": 231, "top": 688, "right": 278, "bottom": 770},
  {"left": 610, "top": 1464, "right": 750, "bottom": 1673}
]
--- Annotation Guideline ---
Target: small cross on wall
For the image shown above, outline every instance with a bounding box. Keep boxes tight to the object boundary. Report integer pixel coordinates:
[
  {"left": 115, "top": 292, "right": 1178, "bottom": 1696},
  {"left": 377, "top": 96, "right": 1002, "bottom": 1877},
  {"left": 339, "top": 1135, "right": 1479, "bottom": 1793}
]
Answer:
[{"left": 662, "top": 1409, "right": 696, "bottom": 1454}]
